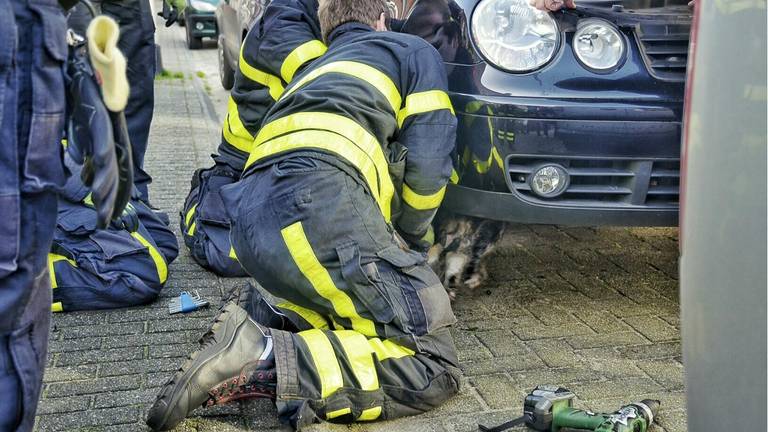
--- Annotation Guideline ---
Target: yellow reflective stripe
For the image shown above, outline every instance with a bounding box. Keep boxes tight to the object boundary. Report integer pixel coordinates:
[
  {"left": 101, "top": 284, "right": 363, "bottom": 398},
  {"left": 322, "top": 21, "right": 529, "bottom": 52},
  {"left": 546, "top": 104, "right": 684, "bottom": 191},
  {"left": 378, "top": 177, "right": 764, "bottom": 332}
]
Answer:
[
  {"left": 281, "top": 61, "right": 402, "bottom": 114},
  {"left": 298, "top": 329, "right": 343, "bottom": 398},
  {"left": 83, "top": 193, "right": 94, "bottom": 207},
  {"left": 187, "top": 221, "right": 197, "bottom": 236},
  {"left": 402, "top": 184, "right": 446, "bottom": 210},
  {"left": 281, "top": 222, "right": 377, "bottom": 336},
  {"left": 52, "top": 302, "right": 64, "bottom": 313},
  {"left": 249, "top": 112, "right": 394, "bottom": 220},
  {"left": 252, "top": 112, "right": 395, "bottom": 221},
  {"left": 131, "top": 232, "right": 168, "bottom": 283},
  {"left": 185, "top": 204, "right": 197, "bottom": 226},
  {"left": 228, "top": 246, "right": 238, "bottom": 261},
  {"left": 239, "top": 45, "right": 284, "bottom": 100},
  {"left": 48, "top": 253, "right": 76, "bottom": 289},
  {"left": 450, "top": 168, "right": 459, "bottom": 184},
  {"left": 369, "top": 338, "right": 415, "bottom": 361},
  {"left": 397, "top": 90, "right": 455, "bottom": 127},
  {"left": 359, "top": 406, "right": 382, "bottom": 421},
  {"left": 333, "top": 330, "right": 378, "bottom": 391},
  {"left": 222, "top": 97, "right": 256, "bottom": 153},
  {"left": 280, "top": 40, "right": 327, "bottom": 83},
  {"left": 326, "top": 407, "right": 352, "bottom": 420},
  {"left": 276, "top": 301, "right": 329, "bottom": 330}
]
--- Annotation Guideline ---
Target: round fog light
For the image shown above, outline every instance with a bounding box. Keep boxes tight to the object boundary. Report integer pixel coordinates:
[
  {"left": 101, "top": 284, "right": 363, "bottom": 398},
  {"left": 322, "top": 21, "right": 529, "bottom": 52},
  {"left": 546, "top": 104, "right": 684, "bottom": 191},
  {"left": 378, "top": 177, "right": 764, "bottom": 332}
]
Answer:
[
  {"left": 529, "top": 164, "right": 569, "bottom": 198},
  {"left": 195, "top": 22, "right": 205, "bottom": 31}
]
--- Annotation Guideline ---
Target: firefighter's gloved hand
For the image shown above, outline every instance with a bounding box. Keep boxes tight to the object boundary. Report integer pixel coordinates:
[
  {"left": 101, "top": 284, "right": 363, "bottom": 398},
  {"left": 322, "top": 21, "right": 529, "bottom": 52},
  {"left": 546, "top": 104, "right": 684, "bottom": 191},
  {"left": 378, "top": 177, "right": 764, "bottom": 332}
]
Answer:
[
  {"left": 529, "top": 0, "right": 576, "bottom": 11},
  {"left": 111, "top": 202, "right": 140, "bottom": 232},
  {"left": 400, "top": 225, "right": 435, "bottom": 253}
]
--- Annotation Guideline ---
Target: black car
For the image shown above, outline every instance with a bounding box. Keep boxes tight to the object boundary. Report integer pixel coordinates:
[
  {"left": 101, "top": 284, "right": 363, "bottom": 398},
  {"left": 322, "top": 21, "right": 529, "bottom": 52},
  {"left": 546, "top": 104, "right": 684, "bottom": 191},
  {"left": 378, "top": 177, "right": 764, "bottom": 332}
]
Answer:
[
  {"left": 217, "top": 0, "right": 691, "bottom": 226},
  {"left": 183, "top": 0, "right": 222, "bottom": 49}
]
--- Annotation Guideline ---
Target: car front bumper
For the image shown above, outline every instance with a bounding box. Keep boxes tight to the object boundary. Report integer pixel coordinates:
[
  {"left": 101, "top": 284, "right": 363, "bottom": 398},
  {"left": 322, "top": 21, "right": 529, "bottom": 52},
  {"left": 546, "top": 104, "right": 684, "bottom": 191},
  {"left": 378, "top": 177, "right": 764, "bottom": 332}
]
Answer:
[
  {"left": 446, "top": 93, "right": 682, "bottom": 226},
  {"left": 187, "top": 12, "right": 217, "bottom": 38}
]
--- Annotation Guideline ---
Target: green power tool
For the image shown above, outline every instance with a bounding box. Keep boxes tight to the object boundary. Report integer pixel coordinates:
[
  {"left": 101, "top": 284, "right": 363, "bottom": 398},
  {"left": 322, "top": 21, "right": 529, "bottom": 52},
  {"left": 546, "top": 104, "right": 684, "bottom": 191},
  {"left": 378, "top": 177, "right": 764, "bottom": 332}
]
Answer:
[{"left": 479, "top": 385, "right": 660, "bottom": 432}]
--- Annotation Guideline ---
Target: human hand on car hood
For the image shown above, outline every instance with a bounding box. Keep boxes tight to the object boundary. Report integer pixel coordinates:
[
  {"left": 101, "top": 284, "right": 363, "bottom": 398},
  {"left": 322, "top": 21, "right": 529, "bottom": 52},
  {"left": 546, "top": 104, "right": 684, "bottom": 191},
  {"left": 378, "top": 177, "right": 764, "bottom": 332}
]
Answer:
[{"left": 529, "top": 0, "right": 576, "bottom": 12}]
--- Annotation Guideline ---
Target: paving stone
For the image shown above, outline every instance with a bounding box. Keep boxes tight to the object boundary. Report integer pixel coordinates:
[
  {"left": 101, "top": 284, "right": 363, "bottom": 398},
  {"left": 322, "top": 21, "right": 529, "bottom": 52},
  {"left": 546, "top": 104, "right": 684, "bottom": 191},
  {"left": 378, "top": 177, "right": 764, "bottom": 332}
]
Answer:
[
  {"left": 512, "top": 322, "right": 593, "bottom": 341},
  {"left": 451, "top": 329, "right": 493, "bottom": 362},
  {"left": 94, "top": 388, "right": 162, "bottom": 409},
  {"left": 36, "top": 396, "right": 92, "bottom": 415},
  {"left": 149, "top": 343, "right": 196, "bottom": 359},
  {"left": 624, "top": 315, "right": 680, "bottom": 342},
  {"left": 149, "top": 317, "right": 212, "bottom": 333},
  {"left": 101, "top": 330, "right": 198, "bottom": 349},
  {"left": 635, "top": 359, "right": 686, "bottom": 391},
  {"left": 48, "top": 337, "right": 103, "bottom": 353},
  {"left": 618, "top": 342, "right": 682, "bottom": 360},
  {"left": 470, "top": 374, "right": 521, "bottom": 409},
  {"left": 60, "top": 322, "right": 145, "bottom": 339},
  {"left": 566, "top": 331, "right": 650, "bottom": 350},
  {"left": 475, "top": 330, "right": 529, "bottom": 357},
  {"left": 46, "top": 374, "right": 142, "bottom": 398},
  {"left": 55, "top": 347, "right": 144, "bottom": 367},
  {"left": 443, "top": 409, "right": 520, "bottom": 432},
  {"left": 573, "top": 309, "right": 634, "bottom": 333},
  {"left": 511, "top": 367, "right": 603, "bottom": 391},
  {"left": 35, "top": 407, "right": 138, "bottom": 431},
  {"left": 43, "top": 365, "right": 98, "bottom": 383},
  {"left": 461, "top": 354, "right": 544, "bottom": 376},
  {"left": 569, "top": 376, "right": 664, "bottom": 400},
  {"left": 525, "top": 339, "right": 583, "bottom": 369},
  {"left": 99, "top": 358, "right": 181, "bottom": 377}
]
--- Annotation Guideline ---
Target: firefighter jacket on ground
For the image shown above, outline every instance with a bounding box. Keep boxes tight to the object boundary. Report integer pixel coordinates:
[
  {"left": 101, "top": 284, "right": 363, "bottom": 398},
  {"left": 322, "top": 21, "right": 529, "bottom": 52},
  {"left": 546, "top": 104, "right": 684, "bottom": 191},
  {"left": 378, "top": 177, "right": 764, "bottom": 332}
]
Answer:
[
  {"left": 180, "top": 0, "right": 324, "bottom": 276},
  {"left": 48, "top": 159, "right": 178, "bottom": 312},
  {"left": 221, "top": 22, "right": 460, "bottom": 428}
]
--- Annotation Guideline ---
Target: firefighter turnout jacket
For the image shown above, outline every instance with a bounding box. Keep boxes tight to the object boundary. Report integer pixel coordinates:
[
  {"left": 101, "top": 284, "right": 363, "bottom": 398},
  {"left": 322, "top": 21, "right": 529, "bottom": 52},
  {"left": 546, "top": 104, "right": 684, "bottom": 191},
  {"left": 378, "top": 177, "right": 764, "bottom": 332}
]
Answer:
[
  {"left": 218, "top": 0, "right": 325, "bottom": 169},
  {"left": 49, "top": 157, "right": 178, "bottom": 312},
  {"left": 243, "top": 22, "right": 457, "bottom": 249},
  {"left": 180, "top": 0, "right": 325, "bottom": 276}
]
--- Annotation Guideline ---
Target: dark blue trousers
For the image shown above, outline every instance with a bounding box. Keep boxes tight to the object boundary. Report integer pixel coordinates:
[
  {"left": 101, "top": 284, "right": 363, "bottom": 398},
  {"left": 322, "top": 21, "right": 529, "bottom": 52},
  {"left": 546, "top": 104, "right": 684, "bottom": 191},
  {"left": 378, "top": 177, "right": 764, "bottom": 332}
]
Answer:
[
  {"left": 0, "top": 0, "right": 67, "bottom": 430},
  {"left": 68, "top": 0, "right": 157, "bottom": 201}
]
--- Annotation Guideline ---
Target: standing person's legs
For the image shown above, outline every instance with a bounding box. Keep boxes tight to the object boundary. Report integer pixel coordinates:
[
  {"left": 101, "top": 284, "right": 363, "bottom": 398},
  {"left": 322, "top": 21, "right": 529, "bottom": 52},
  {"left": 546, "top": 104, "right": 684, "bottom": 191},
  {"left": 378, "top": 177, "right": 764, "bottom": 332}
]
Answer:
[
  {"left": 0, "top": 0, "right": 66, "bottom": 429},
  {"left": 101, "top": 0, "right": 156, "bottom": 202}
]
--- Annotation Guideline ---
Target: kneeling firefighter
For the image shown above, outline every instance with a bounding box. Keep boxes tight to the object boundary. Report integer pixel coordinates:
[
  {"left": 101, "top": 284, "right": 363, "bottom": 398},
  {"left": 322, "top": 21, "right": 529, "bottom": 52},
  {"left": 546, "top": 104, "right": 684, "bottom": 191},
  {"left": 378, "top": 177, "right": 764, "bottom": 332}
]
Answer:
[
  {"left": 147, "top": 0, "right": 460, "bottom": 430},
  {"left": 180, "top": 0, "right": 326, "bottom": 277}
]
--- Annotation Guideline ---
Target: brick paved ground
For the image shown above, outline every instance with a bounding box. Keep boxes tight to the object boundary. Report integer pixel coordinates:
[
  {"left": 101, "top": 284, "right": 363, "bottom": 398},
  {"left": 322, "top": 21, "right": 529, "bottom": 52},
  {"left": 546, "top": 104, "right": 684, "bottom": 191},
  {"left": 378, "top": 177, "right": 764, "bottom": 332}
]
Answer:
[{"left": 35, "top": 20, "right": 686, "bottom": 432}]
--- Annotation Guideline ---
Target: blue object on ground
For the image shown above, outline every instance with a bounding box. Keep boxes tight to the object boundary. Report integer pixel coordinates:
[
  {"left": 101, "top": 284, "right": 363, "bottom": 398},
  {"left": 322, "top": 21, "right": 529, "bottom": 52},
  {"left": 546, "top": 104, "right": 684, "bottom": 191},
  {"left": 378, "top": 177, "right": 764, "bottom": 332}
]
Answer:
[{"left": 169, "top": 291, "right": 209, "bottom": 314}]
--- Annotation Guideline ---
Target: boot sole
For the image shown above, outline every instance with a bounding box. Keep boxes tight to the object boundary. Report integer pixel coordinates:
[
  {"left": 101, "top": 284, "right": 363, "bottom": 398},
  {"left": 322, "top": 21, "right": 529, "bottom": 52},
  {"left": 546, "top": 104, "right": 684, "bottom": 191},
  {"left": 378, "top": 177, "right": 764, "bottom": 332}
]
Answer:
[{"left": 147, "top": 305, "right": 248, "bottom": 430}]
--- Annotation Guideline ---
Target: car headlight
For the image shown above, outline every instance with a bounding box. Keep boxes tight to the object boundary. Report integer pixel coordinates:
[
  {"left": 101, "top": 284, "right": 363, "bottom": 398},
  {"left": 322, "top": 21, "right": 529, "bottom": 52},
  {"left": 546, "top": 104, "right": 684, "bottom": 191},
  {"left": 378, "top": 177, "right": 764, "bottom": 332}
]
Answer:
[
  {"left": 471, "top": 0, "right": 560, "bottom": 72},
  {"left": 573, "top": 19, "right": 625, "bottom": 71},
  {"left": 189, "top": 0, "right": 216, "bottom": 12}
]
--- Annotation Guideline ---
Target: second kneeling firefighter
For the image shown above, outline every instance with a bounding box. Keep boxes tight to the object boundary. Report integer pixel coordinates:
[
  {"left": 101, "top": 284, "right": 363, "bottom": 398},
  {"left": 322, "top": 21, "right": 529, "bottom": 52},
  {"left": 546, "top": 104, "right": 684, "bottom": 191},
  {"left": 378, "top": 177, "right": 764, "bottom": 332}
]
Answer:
[
  {"left": 180, "top": 0, "right": 325, "bottom": 277},
  {"left": 147, "top": 0, "right": 460, "bottom": 429}
]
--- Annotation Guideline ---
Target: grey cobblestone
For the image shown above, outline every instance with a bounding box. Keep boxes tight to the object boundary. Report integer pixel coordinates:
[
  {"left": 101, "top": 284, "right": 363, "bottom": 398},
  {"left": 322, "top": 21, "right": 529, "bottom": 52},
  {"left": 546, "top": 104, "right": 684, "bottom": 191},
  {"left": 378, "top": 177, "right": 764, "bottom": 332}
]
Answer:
[{"left": 36, "top": 11, "right": 686, "bottom": 431}]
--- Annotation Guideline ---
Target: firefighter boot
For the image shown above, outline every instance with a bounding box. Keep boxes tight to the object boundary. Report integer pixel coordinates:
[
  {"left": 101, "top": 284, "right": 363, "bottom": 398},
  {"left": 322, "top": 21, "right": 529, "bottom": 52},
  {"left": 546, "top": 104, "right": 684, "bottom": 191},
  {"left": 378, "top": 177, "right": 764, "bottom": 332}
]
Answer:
[
  {"left": 220, "top": 282, "right": 297, "bottom": 331},
  {"left": 146, "top": 303, "right": 274, "bottom": 431}
]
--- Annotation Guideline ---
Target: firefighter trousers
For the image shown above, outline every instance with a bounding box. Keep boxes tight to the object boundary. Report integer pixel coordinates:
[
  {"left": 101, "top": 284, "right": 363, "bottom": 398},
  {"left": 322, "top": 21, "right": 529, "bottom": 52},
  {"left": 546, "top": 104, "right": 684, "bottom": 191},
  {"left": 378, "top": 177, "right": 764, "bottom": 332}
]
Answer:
[
  {"left": 180, "top": 160, "right": 247, "bottom": 277},
  {"left": 224, "top": 156, "right": 461, "bottom": 429}
]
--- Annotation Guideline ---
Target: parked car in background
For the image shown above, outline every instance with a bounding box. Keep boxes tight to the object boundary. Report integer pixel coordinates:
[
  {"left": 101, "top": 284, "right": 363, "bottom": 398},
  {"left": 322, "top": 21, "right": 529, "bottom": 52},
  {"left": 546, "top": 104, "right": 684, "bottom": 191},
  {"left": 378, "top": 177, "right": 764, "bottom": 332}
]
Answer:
[
  {"left": 182, "top": 0, "right": 222, "bottom": 49},
  {"left": 215, "top": 0, "right": 691, "bottom": 226},
  {"left": 215, "top": 0, "right": 264, "bottom": 89}
]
